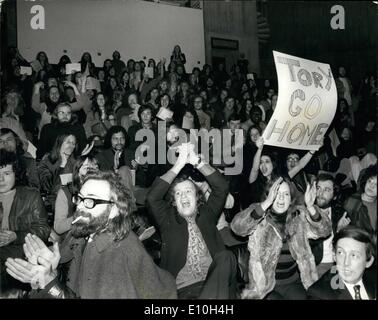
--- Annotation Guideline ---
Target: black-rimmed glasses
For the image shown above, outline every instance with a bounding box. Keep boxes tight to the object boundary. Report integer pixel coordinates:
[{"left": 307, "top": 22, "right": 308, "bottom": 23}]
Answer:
[{"left": 73, "top": 194, "right": 114, "bottom": 209}]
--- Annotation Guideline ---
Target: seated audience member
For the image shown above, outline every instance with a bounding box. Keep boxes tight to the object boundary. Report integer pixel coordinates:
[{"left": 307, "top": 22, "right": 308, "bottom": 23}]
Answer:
[
  {"left": 241, "top": 106, "right": 266, "bottom": 133},
  {"left": 343, "top": 165, "right": 377, "bottom": 237},
  {"left": 0, "top": 127, "right": 40, "bottom": 189},
  {"left": 231, "top": 177, "right": 332, "bottom": 299},
  {"left": 212, "top": 96, "right": 237, "bottom": 129},
  {"left": 127, "top": 104, "right": 156, "bottom": 153},
  {"left": 139, "top": 58, "right": 165, "bottom": 103},
  {"left": 5, "top": 171, "right": 177, "bottom": 299},
  {"left": 54, "top": 154, "right": 99, "bottom": 236},
  {"left": 32, "top": 81, "right": 83, "bottom": 137},
  {"left": 38, "top": 134, "right": 78, "bottom": 208},
  {"left": 307, "top": 226, "right": 376, "bottom": 300},
  {"left": 192, "top": 95, "right": 211, "bottom": 130},
  {"left": 146, "top": 143, "right": 238, "bottom": 299},
  {"left": 37, "top": 103, "right": 87, "bottom": 159},
  {"left": 336, "top": 127, "right": 355, "bottom": 161},
  {"left": 111, "top": 50, "right": 126, "bottom": 77},
  {"left": 170, "top": 45, "right": 186, "bottom": 66},
  {"left": 95, "top": 126, "right": 133, "bottom": 172},
  {"left": 310, "top": 174, "right": 351, "bottom": 279},
  {"left": 83, "top": 92, "right": 115, "bottom": 141},
  {"left": 0, "top": 150, "right": 49, "bottom": 294}
]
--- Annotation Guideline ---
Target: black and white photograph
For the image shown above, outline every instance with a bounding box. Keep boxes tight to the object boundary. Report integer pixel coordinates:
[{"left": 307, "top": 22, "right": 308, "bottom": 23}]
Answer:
[{"left": 0, "top": 0, "right": 376, "bottom": 309}]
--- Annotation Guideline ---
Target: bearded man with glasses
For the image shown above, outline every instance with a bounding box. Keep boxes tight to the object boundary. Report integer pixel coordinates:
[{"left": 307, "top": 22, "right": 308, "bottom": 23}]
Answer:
[{"left": 5, "top": 171, "right": 177, "bottom": 299}]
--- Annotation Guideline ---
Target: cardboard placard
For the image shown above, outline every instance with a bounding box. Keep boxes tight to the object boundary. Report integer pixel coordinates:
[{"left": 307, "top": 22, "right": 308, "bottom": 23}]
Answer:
[
  {"left": 60, "top": 173, "right": 73, "bottom": 185},
  {"left": 20, "top": 66, "right": 33, "bottom": 75},
  {"left": 26, "top": 140, "right": 37, "bottom": 159},
  {"left": 144, "top": 67, "right": 154, "bottom": 79},
  {"left": 247, "top": 73, "right": 254, "bottom": 80},
  {"left": 156, "top": 107, "right": 173, "bottom": 121},
  {"left": 30, "top": 60, "right": 42, "bottom": 73},
  {"left": 65, "top": 63, "right": 81, "bottom": 75},
  {"left": 263, "top": 51, "right": 337, "bottom": 151}
]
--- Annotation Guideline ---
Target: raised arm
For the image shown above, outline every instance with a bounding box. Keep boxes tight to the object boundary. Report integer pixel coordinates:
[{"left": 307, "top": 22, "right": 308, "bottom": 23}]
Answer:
[
  {"left": 288, "top": 151, "right": 315, "bottom": 178},
  {"left": 249, "top": 136, "right": 264, "bottom": 184},
  {"left": 31, "top": 82, "right": 46, "bottom": 114},
  {"left": 231, "top": 177, "right": 282, "bottom": 236}
]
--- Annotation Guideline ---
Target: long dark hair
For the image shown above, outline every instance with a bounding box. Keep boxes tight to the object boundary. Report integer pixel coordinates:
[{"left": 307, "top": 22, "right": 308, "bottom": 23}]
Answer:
[
  {"left": 0, "top": 128, "right": 25, "bottom": 155},
  {"left": 48, "top": 133, "right": 79, "bottom": 164},
  {"left": 0, "top": 149, "right": 27, "bottom": 186},
  {"left": 68, "top": 154, "right": 99, "bottom": 196}
]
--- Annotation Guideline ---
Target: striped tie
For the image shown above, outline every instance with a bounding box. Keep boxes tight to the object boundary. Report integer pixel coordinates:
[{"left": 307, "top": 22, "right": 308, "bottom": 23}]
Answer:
[{"left": 353, "top": 285, "right": 362, "bottom": 300}]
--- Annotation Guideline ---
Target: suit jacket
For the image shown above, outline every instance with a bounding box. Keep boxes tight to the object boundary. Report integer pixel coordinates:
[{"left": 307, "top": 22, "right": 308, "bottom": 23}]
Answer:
[
  {"left": 95, "top": 147, "right": 133, "bottom": 171},
  {"left": 310, "top": 204, "right": 345, "bottom": 265},
  {"left": 146, "top": 171, "right": 229, "bottom": 278},
  {"left": 307, "top": 267, "right": 377, "bottom": 300}
]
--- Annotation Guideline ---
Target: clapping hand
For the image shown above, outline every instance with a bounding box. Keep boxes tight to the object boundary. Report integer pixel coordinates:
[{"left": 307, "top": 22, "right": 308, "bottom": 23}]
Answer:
[
  {"left": 261, "top": 177, "right": 283, "bottom": 211},
  {"left": 23, "top": 233, "right": 60, "bottom": 271},
  {"left": 304, "top": 181, "right": 317, "bottom": 209},
  {"left": 81, "top": 140, "right": 95, "bottom": 156}
]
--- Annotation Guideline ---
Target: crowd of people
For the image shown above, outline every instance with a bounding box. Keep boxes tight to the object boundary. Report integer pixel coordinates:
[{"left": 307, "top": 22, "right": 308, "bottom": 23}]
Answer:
[{"left": 0, "top": 44, "right": 376, "bottom": 299}]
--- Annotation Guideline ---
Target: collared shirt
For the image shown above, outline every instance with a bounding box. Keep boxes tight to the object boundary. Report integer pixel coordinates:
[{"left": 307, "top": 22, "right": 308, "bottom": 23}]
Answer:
[
  {"left": 320, "top": 207, "right": 334, "bottom": 263},
  {"left": 0, "top": 189, "right": 17, "bottom": 230},
  {"left": 344, "top": 279, "right": 369, "bottom": 300}
]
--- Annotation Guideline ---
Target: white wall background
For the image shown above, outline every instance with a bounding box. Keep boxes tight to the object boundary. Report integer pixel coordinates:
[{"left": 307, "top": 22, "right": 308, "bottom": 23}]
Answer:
[{"left": 17, "top": 0, "right": 205, "bottom": 71}]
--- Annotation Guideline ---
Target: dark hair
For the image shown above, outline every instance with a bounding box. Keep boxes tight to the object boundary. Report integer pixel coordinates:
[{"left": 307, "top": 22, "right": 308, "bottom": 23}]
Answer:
[
  {"left": 91, "top": 92, "right": 110, "bottom": 115},
  {"left": 103, "top": 126, "right": 127, "bottom": 149},
  {"left": 246, "top": 125, "right": 262, "bottom": 145},
  {"left": 316, "top": 173, "right": 336, "bottom": 192},
  {"left": 81, "top": 171, "right": 133, "bottom": 242},
  {"left": 48, "top": 133, "right": 78, "bottom": 164},
  {"left": 260, "top": 149, "right": 280, "bottom": 182},
  {"left": 333, "top": 225, "right": 376, "bottom": 260},
  {"left": 168, "top": 174, "right": 206, "bottom": 214},
  {"left": 68, "top": 154, "right": 99, "bottom": 196},
  {"left": 0, "top": 150, "right": 27, "bottom": 186},
  {"left": 358, "top": 165, "right": 377, "bottom": 194},
  {"left": 0, "top": 128, "right": 25, "bottom": 155},
  {"left": 228, "top": 112, "right": 242, "bottom": 123},
  {"left": 137, "top": 104, "right": 154, "bottom": 122}
]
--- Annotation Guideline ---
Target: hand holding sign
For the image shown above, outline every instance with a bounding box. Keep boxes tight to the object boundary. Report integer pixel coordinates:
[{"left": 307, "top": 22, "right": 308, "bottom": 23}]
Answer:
[{"left": 263, "top": 51, "right": 337, "bottom": 151}]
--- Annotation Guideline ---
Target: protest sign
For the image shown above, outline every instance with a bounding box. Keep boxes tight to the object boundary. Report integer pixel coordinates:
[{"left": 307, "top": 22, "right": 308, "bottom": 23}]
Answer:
[
  {"left": 263, "top": 51, "right": 337, "bottom": 151},
  {"left": 30, "top": 60, "right": 42, "bottom": 73},
  {"left": 60, "top": 173, "right": 73, "bottom": 185},
  {"left": 156, "top": 107, "right": 173, "bottom": 121},
  {"left": 20, "top": 66, "right": 33, "bottom": 75},
  {"left": 26, "top": 141, "right": 37, "bottom": 159},
  {"left": 66, "top": 63, "right": 81, "bottom": 75},
  {"left": 145, "top": 67, "right": 154, "bottom": 79}
]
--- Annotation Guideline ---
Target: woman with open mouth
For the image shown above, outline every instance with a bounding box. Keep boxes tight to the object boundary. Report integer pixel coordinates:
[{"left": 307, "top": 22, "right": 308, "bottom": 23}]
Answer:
[{"left": 231, "top": 176, "right": 332, "bottom": 299}]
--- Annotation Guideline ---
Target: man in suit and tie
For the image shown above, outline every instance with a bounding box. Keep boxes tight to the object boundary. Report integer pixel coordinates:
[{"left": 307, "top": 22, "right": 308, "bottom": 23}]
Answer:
[{"left": 307, "top": 225, "right": 376, "bottom": 300}]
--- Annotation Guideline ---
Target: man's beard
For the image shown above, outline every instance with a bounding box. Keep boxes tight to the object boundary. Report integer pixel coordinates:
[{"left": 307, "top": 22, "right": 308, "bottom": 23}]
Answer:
[
  {"left": 71, "top": 208, "right": 111, "bottom": 239},
  {"left": 316, "top": 197, "right": 332, "bottom": 209}
]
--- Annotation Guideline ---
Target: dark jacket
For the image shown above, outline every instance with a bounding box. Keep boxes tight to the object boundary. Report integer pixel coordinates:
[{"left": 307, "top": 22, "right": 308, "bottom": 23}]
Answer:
[
  {"left": 307, "top": 267, "right": 377, "bottom": 300},
  {"left": 95, "top": 148, "right": 134, "bottom": 172},
  {"left": 146, "top": 171, "right": 229, "bottom": 278},
  {"left": 310, "top": 204, "right": 345, "bottom": 265},
  {"left": 29, "top": 232, "right": 177, "bottom": 299},
  {"left": 9, "top": 186, "right": 50, "bottom": 244},
  {"left": 343, "top": 193, "right": 375, "bottom": 235}
]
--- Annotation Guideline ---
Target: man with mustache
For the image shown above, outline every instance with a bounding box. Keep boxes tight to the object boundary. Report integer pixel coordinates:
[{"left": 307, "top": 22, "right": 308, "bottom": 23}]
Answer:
[
  {"left": 310, "top": 174, "right": 350, "bottom": 279},
  {"left": 5, "top": 171, "right": 177, "bottom": 299},
  {"left": 95, "top": 126, "right": 134, "bottom": 173}
]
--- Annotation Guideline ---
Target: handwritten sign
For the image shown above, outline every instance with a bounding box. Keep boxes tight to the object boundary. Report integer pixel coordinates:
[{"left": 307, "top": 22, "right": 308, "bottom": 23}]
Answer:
[
  {"left": 263, "top": 51, "right": 337, "bottom": 151},
  {"left": 156, "top": 107, "right": 173, "bottom": 121},
  {"left": 65, "top": 63, "right": 81, "bottom": 75},
  {"left": 20, "top": 66, "right": 33, "bottom": 75}
]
